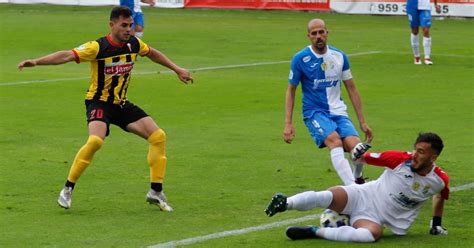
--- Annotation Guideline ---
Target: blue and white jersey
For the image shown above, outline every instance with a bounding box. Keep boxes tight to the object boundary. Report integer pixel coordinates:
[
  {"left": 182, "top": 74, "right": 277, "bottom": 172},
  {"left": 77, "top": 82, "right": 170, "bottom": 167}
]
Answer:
[
  {"left": 406, "top": 0, "right": 431, "bottom": 10},
  {"left": 289, "top": 45, "right": 352, "bottom": 118},
  {"left": 120, "top": 0, "right": 143, "bottom": 13}
]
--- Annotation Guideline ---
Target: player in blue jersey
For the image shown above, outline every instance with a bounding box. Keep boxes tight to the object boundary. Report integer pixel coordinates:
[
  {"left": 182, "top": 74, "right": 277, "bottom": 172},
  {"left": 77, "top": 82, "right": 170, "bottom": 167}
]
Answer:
[
  {"left": 284, "top": 19, "right": 373, "bottom": 186},
  {"left": 406, "top": 0, "right": 441, "bottom": 65},
  {"left": 120, "top": 0, "right": 156, "bottom": 38}
]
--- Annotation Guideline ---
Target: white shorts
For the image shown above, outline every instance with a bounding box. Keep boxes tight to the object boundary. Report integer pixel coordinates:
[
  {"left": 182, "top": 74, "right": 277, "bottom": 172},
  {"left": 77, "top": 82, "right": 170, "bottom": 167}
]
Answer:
[{"left": 341, "top": 184, "right": 410, "bottom": 235}]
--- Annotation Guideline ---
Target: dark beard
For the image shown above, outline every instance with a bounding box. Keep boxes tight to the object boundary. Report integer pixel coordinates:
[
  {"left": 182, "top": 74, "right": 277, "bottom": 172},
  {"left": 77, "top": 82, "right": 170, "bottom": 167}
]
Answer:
[{"left": 315, "top": 40, "right": 326, "bottom": 52}]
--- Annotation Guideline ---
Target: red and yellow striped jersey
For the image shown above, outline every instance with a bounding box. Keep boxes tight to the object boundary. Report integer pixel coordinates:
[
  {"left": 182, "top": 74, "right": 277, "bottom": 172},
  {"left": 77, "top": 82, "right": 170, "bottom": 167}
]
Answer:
[{"left": 72, "top": 34, "right": 150, "bottom": 105}]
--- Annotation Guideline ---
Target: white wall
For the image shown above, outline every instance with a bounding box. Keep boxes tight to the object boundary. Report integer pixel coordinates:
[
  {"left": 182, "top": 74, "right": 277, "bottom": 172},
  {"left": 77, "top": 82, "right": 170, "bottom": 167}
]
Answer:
[{"left": 1, "top": 0, "right": 184, "bottom": 8}]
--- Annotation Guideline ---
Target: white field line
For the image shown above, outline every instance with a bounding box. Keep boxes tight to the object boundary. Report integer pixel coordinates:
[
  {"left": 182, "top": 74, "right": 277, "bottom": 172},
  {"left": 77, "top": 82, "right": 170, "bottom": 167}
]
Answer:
[
  {"left": 149, "top": 182, "right": 474, "bottom": 248},
  {"left": 1, "top": 51, "right": 382, "bottom": 86}
]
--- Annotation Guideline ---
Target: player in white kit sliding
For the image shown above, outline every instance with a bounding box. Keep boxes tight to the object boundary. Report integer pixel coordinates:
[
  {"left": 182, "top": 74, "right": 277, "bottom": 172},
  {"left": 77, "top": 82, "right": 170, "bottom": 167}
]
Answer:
[{"left": 265, "top": 132, "right": 449, "bottom": 242}]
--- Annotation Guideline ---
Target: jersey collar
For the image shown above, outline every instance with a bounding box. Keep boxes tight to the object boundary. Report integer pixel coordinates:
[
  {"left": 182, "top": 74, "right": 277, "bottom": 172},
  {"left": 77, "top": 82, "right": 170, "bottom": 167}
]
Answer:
[
  {"left": 107, "top": 34, "right": 126, "bottom": 48},
  {"left": 308, "top": 45, "right": 329, "bottom": 58}
]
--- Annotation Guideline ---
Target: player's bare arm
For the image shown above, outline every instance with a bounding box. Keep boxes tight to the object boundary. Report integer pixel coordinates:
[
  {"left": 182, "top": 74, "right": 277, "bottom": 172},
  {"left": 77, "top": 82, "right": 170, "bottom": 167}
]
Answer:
[
  {"left": 343, "top": 79, "right": 373, "bottom": 143},
  {"left": 18, "top": 50, "right": 76, "bottom": 70},
  {"left": 146, "top": 47, "right": 193, "bottom": 84},
  {"left": 284, "top": 84, "right": 297, "bottom": 144},
  {"left": 430, "top": 194, "right": 448, "bottom": 235},
  {"left": 142, "top": 0, "right": 156, "bottom": 6}
]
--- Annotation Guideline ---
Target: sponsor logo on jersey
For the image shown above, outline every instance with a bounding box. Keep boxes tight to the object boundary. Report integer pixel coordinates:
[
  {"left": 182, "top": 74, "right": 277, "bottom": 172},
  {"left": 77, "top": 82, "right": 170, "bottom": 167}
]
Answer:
[
  {"left": 391, "top": 192, "right": 421, "bottom": 209},
  {"left": 289, "top": 70, "right": 294, "bottom": 80},
  {"left": 303, "top": 56, "right": 311, "bottom": 63},
  {"left": 105, "top": 63, "right": 134, "bottom": 75},
  {"left": 312, "top": 78, "right": 339, "bottom": 90}
]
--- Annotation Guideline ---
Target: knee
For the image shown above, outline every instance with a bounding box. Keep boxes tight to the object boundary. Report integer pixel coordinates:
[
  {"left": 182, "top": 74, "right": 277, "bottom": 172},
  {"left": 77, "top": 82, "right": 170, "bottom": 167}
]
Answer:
[
  {"left": 365, "top": 226, "right": 383, "bottom": 241},
  {"left": 148, "top": 129, "right": 166, "bottom": 145},
  {"left": 343, "top": 137, "right": 361, "bottom": 152},
  {"left": 325, "top": 133, "right": 343, "bottom": 149},
  {"left": 422, "top": 27, "right": 430, "bottom": 35}
]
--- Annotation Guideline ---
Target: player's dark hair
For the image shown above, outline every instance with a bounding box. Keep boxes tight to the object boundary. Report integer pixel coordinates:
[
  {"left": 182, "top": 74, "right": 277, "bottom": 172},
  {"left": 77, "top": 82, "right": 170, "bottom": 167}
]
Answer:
[
  {"left": 110, "top": 6, "right": 132, "bottom": 21},
  {"left": 415, "top": 132, "right": 444, "bottom": 155}
]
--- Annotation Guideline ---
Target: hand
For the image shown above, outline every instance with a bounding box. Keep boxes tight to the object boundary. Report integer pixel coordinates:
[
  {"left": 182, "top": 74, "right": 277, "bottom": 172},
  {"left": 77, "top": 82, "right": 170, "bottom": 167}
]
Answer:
[
  {"left": 283, "top": 123, "right": 295, "bottom": 144},
  {"left": 143, "top": 0, "right": 156, "bottom": 6},
  {"left": 175, "top": 67, "right": 193, "bottom": 84},
  {"left": 360, "top": 123, "right": 373, "bottom": 143},
  {"left": 18, "top": 59, "right": 36, "bottom": 71},
  {"left": 435, "top": 5, "right": 441, "bottom": 14},
  {"left": 430, "top": 226, "right": 447, "bottom": 235}
]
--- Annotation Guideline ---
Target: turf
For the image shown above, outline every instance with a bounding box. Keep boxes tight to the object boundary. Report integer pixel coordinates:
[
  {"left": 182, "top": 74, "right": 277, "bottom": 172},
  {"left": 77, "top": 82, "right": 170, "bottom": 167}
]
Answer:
[{"left": 0, "top": 3, "right": 473, "bottom": 247}]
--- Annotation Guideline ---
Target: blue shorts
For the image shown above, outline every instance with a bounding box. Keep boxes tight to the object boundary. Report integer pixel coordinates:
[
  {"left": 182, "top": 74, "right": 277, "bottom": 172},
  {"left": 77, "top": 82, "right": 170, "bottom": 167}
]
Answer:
[
  {"left": 407, "top": 9, "right": 431, "bottom": 28},
  {"left": 133, "top": 12, "right": 145, "bottom": 28},
  {"left": 304, "top": 112, "right": 359, "bottom": 148}
]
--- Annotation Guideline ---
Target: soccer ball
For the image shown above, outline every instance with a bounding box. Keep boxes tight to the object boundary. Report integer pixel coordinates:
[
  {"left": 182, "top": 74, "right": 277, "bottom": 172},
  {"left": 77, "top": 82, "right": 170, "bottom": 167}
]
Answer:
[{"left": 320, "top": 209, "right": 350, "bottom": 228}]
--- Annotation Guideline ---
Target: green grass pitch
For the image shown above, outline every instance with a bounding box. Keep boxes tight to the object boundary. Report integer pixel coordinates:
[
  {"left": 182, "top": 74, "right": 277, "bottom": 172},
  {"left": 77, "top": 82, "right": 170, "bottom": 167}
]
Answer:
[{"left": 0, "top": 3, "right": 473, "bottom": 247}]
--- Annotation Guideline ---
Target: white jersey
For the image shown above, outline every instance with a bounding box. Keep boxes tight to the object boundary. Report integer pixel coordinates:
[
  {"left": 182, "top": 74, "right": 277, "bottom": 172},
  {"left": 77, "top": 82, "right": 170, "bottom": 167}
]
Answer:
[{"left": 342, "top": 150, "right": 449, "bottom": 234}]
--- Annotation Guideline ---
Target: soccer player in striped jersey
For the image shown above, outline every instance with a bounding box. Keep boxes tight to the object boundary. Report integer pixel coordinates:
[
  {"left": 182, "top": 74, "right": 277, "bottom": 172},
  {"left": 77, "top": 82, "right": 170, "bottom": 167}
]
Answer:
[
  {"left": 406, "top": 0, "right": 441, "bottom": 65},
  {"left": 284, "top": 19, "right": 373, "bottom": 186},
  {"left": 266, "top": 132, "right": 449, "bottom": 242},
  {"left": 18, "top": 6, "right": 193, "bottom": 211}
]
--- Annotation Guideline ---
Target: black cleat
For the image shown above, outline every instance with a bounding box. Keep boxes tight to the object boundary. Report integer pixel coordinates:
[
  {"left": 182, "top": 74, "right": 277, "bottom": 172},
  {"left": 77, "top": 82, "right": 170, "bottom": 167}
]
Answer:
[
  {"left": 355, "top": 176, "right": 368, "bottom": 185},
  {"left": 286, "top": 225, "right": 320, "bottom": 240},
  {"left": 264, "top": 193, "right": 287, "bottom": 217}
]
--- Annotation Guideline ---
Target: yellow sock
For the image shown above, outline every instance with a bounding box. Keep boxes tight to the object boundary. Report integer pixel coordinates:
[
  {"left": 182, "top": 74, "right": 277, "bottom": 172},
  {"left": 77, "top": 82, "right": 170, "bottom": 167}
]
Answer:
[
  {"left": 67, "top": 135, "right": 103, "bottom": 183},
  {"left": 148, "top": 129, "right": 167, "bottom": 183}
]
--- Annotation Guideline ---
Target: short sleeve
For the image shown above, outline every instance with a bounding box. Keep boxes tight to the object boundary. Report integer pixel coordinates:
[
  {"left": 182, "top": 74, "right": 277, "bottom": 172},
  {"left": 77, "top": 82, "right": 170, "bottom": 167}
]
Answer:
[
  {"left": 341, "top": 52, "right": 352, "bottom": 80},
  {"left": 289, "top": 55, "right": 301, "bottom": 85},
  {"left": 434, "top": 167, "right": 450, "bottom": 200},
  {"left": 136, "top": 37, "right": 150, "bottom": 57},
  {"left": 72, "top": 41, "right": 99, "bottom": 63}
]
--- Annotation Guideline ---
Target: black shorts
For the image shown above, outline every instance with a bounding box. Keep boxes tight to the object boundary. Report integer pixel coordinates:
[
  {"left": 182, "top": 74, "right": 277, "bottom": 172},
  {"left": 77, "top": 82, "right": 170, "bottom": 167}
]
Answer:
[{"left": 85, "top": 100, "right": 149, "bottom": 136}]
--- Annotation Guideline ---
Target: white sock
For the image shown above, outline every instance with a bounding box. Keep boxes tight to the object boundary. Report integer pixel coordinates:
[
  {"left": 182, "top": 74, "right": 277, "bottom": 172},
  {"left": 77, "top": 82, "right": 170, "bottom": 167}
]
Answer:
[
  {"left": 287, "top": 190, "right": 333, "bottom": 211},
  {"left": 353, "top": 161, "right": 364, "bottom": 179},
  {"left": 135, "top": 32, "right": 143, "bottom": 39},
  {"left": 317, "top": 226, "right": 375, "bottom": 242},
  {"left": 411, "top": 33, "right": 420, "bottom": 57},
  {"left": 330, "top": 147, "right": 355, "bottom": 185},
  {"left": 423, "top": 36, "right": 432, "bottom": 59}
]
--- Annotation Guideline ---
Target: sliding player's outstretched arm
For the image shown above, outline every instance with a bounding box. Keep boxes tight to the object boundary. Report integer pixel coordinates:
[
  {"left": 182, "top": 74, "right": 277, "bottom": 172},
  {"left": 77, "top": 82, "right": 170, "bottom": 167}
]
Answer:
[
  {"left": 430, "top": 194, "right": 448, "bottom": 235},
  {"left": 18, "top": 50, "right": 76, "bottom": 70}
]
